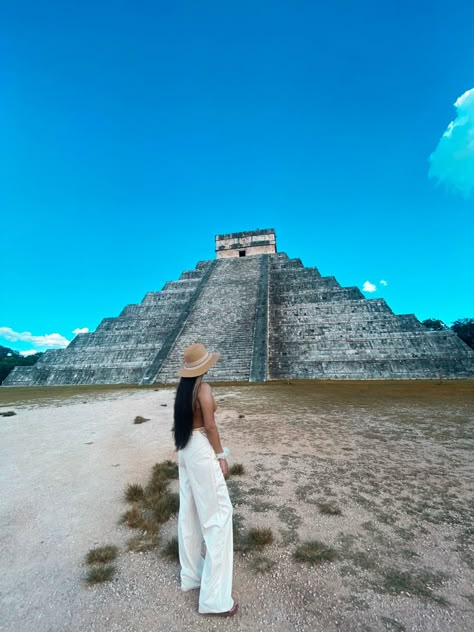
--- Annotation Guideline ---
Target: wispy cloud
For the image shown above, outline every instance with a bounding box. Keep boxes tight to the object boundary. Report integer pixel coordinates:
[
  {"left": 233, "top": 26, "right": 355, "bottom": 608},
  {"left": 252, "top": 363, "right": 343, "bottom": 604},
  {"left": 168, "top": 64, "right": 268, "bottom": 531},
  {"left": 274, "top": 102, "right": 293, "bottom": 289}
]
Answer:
[
  {"left": 380, "top": 279, "right": 388, "bottom": 286},
  {"left": 429, "top": 88, "right": 474, "bottom": 197},
  {"left": 72, "top": 327, "right": 89, "bottom": 335},
  {"left": 20, "top": 349, "right": 39, "bottom": 357},
  {"left": 362, "top": 281, "right": 376, "bottom": 293},
  {"left": 0, "top": 327, "right": 70, "bottom": 349}
]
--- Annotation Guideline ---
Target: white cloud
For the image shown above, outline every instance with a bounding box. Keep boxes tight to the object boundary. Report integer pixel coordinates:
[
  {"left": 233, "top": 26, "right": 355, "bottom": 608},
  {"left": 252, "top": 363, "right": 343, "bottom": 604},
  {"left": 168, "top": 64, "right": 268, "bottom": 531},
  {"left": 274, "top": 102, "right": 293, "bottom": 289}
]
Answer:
[
  {"left": 429, "top": 88, "right": 474, "bottom": 197},
  {"left": 362, "top": 281, "right": 376, "bottom": 293},
  {"left": 0, "top": 327, "right": 70, "bottom": 349},
  {"left": 380, "top": 279, "right": 388, "bottom": 286},
  {"left": 20, "top": 349, "right": 38, "bottom": 357},
  {"left": 72, "top": 327, "right": 89, "bottom": 335}
]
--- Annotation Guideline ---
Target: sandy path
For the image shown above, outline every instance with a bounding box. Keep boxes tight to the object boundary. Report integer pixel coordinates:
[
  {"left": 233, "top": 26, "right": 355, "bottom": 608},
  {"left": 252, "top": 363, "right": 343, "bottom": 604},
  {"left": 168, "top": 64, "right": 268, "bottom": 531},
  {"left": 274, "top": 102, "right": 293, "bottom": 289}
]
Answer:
[
  {"left": 1, "top": 382, "right": 473, "bottom": 632},
  {"left": 0, "top": 389, "right": 177, "bottom": 632}
]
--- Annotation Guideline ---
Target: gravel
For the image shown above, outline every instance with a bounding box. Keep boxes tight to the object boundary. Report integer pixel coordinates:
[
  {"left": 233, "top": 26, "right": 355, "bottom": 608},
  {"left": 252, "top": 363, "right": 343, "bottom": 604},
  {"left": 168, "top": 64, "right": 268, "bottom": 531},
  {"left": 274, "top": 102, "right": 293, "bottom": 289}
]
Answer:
[{"left": 1, "top": 382, "right": 473, "bottom": 631}]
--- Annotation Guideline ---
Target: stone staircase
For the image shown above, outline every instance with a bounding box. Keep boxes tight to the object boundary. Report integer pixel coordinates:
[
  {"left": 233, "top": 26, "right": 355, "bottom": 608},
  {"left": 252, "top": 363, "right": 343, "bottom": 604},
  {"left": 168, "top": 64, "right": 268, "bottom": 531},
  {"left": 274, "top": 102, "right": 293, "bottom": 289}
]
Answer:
[{"left": 155, "top": 256, "right": 262, "bottom": 383}]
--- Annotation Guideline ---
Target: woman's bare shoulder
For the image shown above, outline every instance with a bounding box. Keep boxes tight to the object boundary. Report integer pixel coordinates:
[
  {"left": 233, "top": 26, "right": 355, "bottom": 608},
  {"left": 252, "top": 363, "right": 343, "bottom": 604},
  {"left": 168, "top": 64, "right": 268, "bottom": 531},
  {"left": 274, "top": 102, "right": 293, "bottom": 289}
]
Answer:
[
  {"left": 198, "top": 382, "right": 215, "bottom": 406},
  {"left": 198, "top": 382, "right": 213, "bottom": 398}
]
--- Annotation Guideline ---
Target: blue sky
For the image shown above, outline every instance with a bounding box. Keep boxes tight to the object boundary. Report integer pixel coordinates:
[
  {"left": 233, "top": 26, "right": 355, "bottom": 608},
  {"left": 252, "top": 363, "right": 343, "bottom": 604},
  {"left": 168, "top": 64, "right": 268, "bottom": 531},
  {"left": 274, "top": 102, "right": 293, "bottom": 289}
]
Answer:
[{"left": 1, "top": 1, "right": 473, "bottom": 354}]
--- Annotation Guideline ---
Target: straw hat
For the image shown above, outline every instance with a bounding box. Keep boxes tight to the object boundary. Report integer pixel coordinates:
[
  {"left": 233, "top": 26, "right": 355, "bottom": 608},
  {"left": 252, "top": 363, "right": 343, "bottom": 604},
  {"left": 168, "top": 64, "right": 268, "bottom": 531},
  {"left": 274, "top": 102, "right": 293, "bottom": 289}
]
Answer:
[{"left": 177, "top": 343, "right": 220, "bottom": 378}]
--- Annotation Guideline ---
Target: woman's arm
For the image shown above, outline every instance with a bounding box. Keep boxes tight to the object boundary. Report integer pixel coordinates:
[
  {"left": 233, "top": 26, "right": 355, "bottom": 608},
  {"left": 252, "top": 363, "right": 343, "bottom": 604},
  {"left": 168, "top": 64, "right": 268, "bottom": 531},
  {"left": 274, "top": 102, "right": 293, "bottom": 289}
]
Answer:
[{"left": 198, "top": 382, "right": 228, "bottom": 476}]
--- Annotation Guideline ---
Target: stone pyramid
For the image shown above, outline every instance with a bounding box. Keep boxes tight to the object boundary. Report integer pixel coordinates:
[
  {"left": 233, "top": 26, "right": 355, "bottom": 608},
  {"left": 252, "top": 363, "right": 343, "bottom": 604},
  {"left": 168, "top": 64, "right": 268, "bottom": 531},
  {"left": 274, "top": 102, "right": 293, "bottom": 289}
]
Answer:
[{"left": 5, "top": 229, "right": 474, "bottom": 385}]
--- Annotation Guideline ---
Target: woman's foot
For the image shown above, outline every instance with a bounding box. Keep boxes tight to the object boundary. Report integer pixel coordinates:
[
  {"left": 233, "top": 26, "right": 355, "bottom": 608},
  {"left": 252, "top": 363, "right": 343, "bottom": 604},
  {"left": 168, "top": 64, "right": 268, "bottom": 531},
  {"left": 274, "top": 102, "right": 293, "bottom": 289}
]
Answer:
[{"left": 213, "top": 603, "right": 239, "bottom": 617}]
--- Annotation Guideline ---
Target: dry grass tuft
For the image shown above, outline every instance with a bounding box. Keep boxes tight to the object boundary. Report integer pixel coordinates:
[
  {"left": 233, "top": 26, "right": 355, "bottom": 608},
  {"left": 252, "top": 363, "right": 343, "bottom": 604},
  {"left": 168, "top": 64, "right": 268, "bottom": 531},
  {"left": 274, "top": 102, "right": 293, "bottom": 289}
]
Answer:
[
  {"left": 249, "top": 555, "right": 276, "bottom": 574},
  {"left": 85, "top": 564, "right": 116, "bottom": 584},
  {"left": 317, "top": 502, "right": 342, "bottom": 516},
  {"left": 119, "top": 460, "right": 181, "bottom": 564},
  {"left": 124, "top": 483, "right": 145, "bottom": 503},
  {"left": 247, "top": 527, "right": 274, "bottom": 548},
  {"left": 162, "top": 537, "right": 179, "bottom": 561},
  {"left": 294, "top": 540, "right": 337, "bottom": 565},
  {"left": 152, "top": 493, "right": 179, "bottom": 523},
  {"left": 229, "top": 463, "right": 245, "bottom": 476},
  {"left": 145, "top": 477, "right": 169, "bottom": 498},
  {"left": 127, "top": 534, "right": 160, "bottom": 553},
  {"left": 152, "top": 461, "right": 178, "bottom": 480},
  {"left": 86, "top": 545, "right": 118, "bottom": 565},
  {"left": 120, "top": 505, "right": 146, "bottom": 529}
]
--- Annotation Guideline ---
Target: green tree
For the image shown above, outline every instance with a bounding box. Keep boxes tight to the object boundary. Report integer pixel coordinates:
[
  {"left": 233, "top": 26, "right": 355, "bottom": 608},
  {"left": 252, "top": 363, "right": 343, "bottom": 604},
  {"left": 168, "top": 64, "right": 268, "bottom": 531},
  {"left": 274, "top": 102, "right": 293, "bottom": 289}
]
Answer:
[
  {"left": 422, "top": 318, "right": 447, "bottom": 331},
  {"left": 0, "top": 346, "right": 43, "bottom": 384},
  {"left": 451, "top": 318, "right": 474, "bottom": 350}
]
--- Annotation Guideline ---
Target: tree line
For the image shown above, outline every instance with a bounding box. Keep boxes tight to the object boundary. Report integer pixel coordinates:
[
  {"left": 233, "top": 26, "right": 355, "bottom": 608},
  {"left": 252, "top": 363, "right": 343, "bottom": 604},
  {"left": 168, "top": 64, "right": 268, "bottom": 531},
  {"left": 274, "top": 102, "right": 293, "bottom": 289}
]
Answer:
[
  {"left": 0, "top": 346, "right": 43, "bottom": 385},
  {"left": 421, "top": 318, "right": 474, "bottom": 350}
]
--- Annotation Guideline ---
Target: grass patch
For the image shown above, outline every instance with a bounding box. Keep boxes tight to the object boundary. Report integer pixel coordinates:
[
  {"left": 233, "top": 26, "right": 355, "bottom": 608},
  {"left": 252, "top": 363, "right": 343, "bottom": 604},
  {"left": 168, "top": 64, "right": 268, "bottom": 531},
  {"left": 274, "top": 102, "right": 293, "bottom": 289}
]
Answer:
[
  {"left": 145, "top": 477, "right": 169, "bottom": 498},
  {"left": 124, "top": 483, "right": 145, "bottom": 503},
  {"left": 85, "top": 564, "right": 116, "bottom": 584},
  {"left": 247, "top": 527, "right": 274, "bottom": 548},
  {"left": 249, "top": 555, "right": 276, "bottom": 574},
  {"left": 143, "top": 461, "right": 177, "bottom": 498},
  {"left": 86, "top": 545, "right": 118, "bottom": 565},
  {"left": 120, "top": 505, "right": 146, "bottom": 529},
  {"left": 0, "top": 410, "right": 16, "bottom": 417},
  {"left": 295, "top": 484, "right": 317, "bottom": 502},
  {"left": 379, "top": 568, "right": 448, "bottom": 605},
  {"left": 294, "top": 540, "right": 337, "bottom": 565},
  {"left": 251, "top": 500, "right": 277, "bottom": 513},
  {"left": 227, "top": 480, "right": 246, "bottom": 505},
  {"left": 152, "top": 493, "right": 179, "bottom": 523},
  {"left": 233, "top": 514, "right": 250, "bottom": 552},
  {"left": 127, "top": 533, "right": 160, "bottom": 553},
  {"left": 277, "top": 505, "right": 302, "bottom": 544},
  {"left": 162, "top": 537, "right": 179, "bottom": 561},
  {"left": 229, "top": 463, "right": 245, "bottom": 476},
  {"left": 279, "top": 528, "right": 299, "bottom": 545},
  {"left": 120, "top": 461, "right": 180, "bottom": 560},
  {"left": 153, "top": 460, "right": 179, "bottom": 479},
  {"left": 317, "top": 502, "right": 342, "bottom": 516},
  {"left": 350, "top": 550, "right": 378, "bottom": 572},
  {"left": 247, "top": 485, "right": 268, "bottom": 496},
  {"left": 134, "top": 415, "right": 150, "bottom": 424}
]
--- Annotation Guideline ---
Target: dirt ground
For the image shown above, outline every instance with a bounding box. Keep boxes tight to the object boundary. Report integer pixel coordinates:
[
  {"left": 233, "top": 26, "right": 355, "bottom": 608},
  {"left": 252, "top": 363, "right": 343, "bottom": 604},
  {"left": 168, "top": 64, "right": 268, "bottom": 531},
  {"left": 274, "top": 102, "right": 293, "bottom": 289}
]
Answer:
[{"left": 0, "top": 381, "right": 473, "bottom": 632}]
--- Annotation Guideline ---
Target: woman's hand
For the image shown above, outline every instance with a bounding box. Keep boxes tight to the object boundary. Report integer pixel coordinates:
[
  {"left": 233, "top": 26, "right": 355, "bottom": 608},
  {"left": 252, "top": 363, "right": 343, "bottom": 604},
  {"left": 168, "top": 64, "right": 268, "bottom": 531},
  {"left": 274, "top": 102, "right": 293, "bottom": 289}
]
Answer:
[{"left": 219, "top": 458, "right": 228, "bottom": 477}]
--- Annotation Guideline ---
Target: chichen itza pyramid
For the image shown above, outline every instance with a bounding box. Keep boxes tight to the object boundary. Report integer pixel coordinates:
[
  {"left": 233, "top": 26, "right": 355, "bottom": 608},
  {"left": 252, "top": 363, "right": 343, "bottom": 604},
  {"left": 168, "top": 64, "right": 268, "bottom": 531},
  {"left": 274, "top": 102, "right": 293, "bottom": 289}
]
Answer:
[{"left": 5, "top": 229, "right": 474, "bottom": 385}]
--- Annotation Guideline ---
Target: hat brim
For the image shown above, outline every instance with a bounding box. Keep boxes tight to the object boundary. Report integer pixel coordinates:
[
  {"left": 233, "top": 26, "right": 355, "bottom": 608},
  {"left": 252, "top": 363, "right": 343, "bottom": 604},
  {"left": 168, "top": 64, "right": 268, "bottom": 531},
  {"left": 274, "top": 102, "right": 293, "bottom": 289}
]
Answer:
[{"left": 177, "top": 351, "right": 221, "bottom": 378}]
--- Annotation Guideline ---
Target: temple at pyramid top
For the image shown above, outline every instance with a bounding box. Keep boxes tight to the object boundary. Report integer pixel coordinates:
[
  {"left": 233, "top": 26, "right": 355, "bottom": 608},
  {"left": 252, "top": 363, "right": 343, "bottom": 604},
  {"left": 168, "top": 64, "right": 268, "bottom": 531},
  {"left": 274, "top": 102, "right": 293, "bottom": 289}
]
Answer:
[{"left": 215, "top": 228, "right": 277, "bottom": 258}]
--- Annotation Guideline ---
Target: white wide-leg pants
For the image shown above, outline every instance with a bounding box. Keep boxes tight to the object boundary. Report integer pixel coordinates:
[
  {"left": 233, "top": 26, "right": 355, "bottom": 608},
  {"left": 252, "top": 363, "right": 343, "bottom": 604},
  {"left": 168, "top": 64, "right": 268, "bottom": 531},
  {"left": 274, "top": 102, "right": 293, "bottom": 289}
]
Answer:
[{"left": 178, "top": 429, "right": 234, "bottom": 614}]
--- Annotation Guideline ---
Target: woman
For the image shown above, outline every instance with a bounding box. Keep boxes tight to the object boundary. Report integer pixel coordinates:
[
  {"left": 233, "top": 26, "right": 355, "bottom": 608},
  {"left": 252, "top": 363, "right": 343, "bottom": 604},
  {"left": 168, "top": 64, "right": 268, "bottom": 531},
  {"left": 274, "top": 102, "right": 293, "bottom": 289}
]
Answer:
[{"left": 173, "top": 343, "right": 238, "bottom": 617}]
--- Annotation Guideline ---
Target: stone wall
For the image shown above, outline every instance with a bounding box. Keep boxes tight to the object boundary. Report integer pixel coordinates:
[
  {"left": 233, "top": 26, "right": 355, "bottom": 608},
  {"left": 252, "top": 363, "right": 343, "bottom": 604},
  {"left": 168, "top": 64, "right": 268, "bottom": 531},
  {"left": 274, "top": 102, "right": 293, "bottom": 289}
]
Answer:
[
  {"left": 215, "top": 228, "right": 276, "bottom": 259},
  {"left": 267, "top": 253, "right": 474, "bottom": 379},
  {"left": 4, "top": 261, "right": 214, "bottom": 385}
]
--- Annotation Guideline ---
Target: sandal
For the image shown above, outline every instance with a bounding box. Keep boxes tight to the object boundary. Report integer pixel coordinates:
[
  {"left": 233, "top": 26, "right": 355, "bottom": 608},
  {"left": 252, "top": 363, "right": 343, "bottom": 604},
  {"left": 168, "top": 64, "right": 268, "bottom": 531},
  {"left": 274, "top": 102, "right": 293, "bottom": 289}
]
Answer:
[{"left": 209, "top": 603, "right": 239, "bottom": 617}]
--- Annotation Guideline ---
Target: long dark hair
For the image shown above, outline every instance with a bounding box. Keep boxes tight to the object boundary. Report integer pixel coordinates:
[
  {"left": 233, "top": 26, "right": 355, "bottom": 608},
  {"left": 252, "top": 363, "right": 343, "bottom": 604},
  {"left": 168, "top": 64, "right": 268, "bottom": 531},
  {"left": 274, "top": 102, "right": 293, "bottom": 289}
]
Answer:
[{"left": 173, "top": 376, "right": 200, "bottom": 450}]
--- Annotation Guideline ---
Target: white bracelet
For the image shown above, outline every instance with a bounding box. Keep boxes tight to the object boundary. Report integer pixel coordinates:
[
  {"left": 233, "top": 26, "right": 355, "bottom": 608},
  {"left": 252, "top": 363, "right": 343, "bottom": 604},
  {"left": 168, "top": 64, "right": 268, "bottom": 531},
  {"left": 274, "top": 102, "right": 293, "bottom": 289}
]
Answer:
[{"left": 216, "top": 447, "right": 229, "bottom": 460}]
